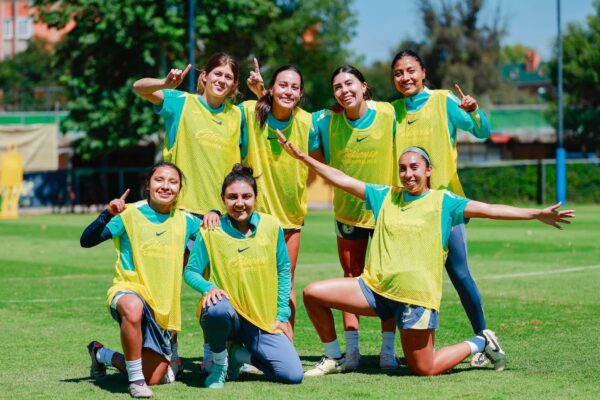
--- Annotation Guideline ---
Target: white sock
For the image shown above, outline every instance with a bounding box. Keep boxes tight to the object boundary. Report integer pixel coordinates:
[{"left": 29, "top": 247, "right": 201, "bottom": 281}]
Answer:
[
  {"left": 380, "top": 331, "right": 396, "bottom": 355},
  {"left": 212, "top": 350, "right": 228, "bottom": 366},
  {"left": 344, "top": 330, "right": 359, "bottom": 354},
  {"left": 125, "top": 358, "right": 145, "bottom": 383},
  {"left": 465, "top": 335, "right": 486, "bottom": 354},
  {"left": 203, "top": 343, "right": 213, "bottom": 363},
  {"left": 171, "top": 342, "right": 179, "bottom": 362},
  {"left": 231, "top": 346, "right": 251, "bottom": 365},
  {"left": 323, "top": 339, "right": 342, "bottom": 359},
  {"left": 96, "top": 347, "right": 115, "bottom": 366}
]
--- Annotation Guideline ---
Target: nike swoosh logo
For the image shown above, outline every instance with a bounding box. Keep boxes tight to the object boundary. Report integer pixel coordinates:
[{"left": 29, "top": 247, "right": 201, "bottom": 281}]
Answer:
[
  {"left": 400, "top": 206, "right": 412, "bottom": 212},
  {"left": 212, "top": 119, "right": 223, "bottom": 125},
  {"left": 267, "top": 136, "right": 278, "bottom": 140},
  {"left": 156, "top": 231, "right": 166, "bottom": 236},
  {"left": 408, "top": 119, "right": 418, "bottom": 125},
  {"left": 237, "top": 247, "right": 250, "bottom": 253},
  {"left": 356, "top": 136, "right": 368, "bottom": 142}
]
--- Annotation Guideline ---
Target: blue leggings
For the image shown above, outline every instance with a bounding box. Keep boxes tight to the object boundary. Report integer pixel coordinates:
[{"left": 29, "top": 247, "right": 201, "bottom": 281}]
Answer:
[
  {"left": 201, "top": 298, "right": 303, "bottom": 384},
  {"left": 446, "top": 224, "right": 486, "bottom": 333}
]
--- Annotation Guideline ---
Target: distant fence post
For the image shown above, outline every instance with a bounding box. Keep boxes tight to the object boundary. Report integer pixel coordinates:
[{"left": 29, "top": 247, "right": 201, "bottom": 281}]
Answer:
[{"left": 537, "top": 159, "right": 546, "bottom": 205}]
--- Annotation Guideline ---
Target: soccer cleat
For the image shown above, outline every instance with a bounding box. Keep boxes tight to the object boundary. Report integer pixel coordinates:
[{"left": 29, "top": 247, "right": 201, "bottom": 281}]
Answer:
[
  {"left": 204, "top": 363, "right": 227, "bottom": 389},
  {"left": 240, "top": 363, "right": 261, "bottom": 374},
  {"left": 470, "top": 352, "right": 491, "bottom": 368},
  {"left": 304, "top": 356, "right": 345, "bottom": 377},
  {"left": 87, "top": 340, "right": 107, "bottom": 380},
  {"left": 170, "top": 358, "right": 183, "bottom": 379},
  {"left": 379, "top": 352, "right": 399, "bottom": 369},
  {"left": 340, "top": 351, "right": 360, "bottom": 371},
  {"left": 128, "top": 381, "right": 153, "bottom": 398},
  {"left": 481, "top": 329, "right": 507, "bottom": 371},
  {"left": 199, "top": 360, "right": 213, "bottom": 375}
]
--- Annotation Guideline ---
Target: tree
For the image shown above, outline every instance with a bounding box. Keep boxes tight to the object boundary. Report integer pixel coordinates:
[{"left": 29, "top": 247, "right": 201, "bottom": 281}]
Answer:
[
  {"left": 0, "top": 38, "right": 64, "bottom": 111},
  {"left": 547, "top": 0, "right": 600, "bottom": 152},
  {"left": 34, "top": 0, "right": 356, "bottom": 158}
]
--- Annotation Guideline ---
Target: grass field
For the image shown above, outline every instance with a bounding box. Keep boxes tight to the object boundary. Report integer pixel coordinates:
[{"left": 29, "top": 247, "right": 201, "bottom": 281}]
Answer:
[{"left": 1, "top": 206, "right": 599, "bottom": 399}]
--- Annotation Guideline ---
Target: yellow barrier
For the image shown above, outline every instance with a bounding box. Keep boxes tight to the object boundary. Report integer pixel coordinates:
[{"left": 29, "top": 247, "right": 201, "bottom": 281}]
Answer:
[{"left": 0, "top": 145, "right": 23, "bottom": 219}]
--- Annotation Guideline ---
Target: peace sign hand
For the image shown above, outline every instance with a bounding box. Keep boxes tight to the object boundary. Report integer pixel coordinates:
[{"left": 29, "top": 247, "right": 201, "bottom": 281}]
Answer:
[
  {"left": 454, "top": 83, "right": 478, "bottom": 113},
  {"left": 247, "top": 57, "right": 267, "bottom": 98},
  {"left": 164, "top": 64, "right": 192, "bottom": 89},
  {"left": 107, "top": 189, "right": 130, "bottom": 216}
]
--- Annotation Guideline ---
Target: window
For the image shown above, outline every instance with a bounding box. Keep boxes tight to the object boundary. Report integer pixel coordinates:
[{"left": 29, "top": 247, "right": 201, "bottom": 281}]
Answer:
[
  {"left": 16, "top": 17, "right": 32, "bottom": 39},
  {"left": 3, "top": 19, "right": 13, "bottom": 39}
]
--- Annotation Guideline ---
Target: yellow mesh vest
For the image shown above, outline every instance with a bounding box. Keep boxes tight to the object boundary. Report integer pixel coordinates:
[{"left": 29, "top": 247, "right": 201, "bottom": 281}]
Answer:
[
  {"left": 393, "top": 90, "right": 464, "bottom": 196},
  {"left": 242, "top": 101, "right": 311, "bottom": 229},
  {"left": 107, "top": 202, "right": 186, "bottom": 331},
  {"left": 329, "top": 101, "right": 396, "bottom": 228},
  {"left": 198, "top": 213, "right": 280, "bottom": 332},
  {"left": 163, "top": 94, "right": 241, "bottom": 214},
  {"left": 361, "top": 189, "right": 447, "bottom": 311}
]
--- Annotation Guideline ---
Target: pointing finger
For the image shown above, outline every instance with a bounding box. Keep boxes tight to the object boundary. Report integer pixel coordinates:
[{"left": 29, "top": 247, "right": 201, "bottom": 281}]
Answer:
[
  {"left": 454, "top": 83, "right": 465, "bottom": 99},
  {"left": 119, "top": 188, "right": 130, "bottom": 201},
  {"left": 181, "top": 64, "right": 192, "bottom": 79},
  {"left": 253, "top": 57, "right": 260, "bottom": 73}
]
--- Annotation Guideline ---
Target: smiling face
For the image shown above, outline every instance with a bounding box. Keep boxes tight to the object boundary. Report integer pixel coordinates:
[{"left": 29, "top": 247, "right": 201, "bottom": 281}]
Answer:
[
  {"left": 332, "top": 72, "right": 367, "bottom": 112},
  {"left": 392, "top": 56, "right": 426, "bottom": 97},
  {"left": 200, "top": 64, "right": 237, "bottom": 100},
  {"left": 222, "top": 180, "right": 256, "bottom": 224},
  {"left": 398, "top": 152, "right": 432, "bottom": 195},
  {"left": 147, "top": 165, "right": 181, "bottom": 211},
  {"left": 269, "top": 70, "right": 303, "bottom": 116}
]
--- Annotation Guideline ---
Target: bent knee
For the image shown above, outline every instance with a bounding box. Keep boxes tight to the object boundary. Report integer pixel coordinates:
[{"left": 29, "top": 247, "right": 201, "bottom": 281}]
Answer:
[
  {"left": 275, "top": 367, "right": 303, "bottom": 384},
  {"left": 407, "top": 362, "right": 437, "bottom": 377}
]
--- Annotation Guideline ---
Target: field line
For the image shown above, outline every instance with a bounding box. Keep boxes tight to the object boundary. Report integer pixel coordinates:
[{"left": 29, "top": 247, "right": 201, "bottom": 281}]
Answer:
[{"left": 2, "top": 264, "right": 598, "bottom": 304}]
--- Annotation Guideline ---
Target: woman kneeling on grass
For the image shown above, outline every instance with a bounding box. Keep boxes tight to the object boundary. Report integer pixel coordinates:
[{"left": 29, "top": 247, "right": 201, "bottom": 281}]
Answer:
[
  {"left": 184, "top": 163, "right": 303, "bottom": 389},
  {"left": 80, "top": 162, "right": 199, "bottom": 398},
  {"left": 276, "top": 130, "right": 574, "bottom": 377}
]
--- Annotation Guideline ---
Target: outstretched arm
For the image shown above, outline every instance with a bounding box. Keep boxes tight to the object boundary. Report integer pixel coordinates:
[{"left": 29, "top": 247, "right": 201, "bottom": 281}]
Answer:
[
  {"left": 464, "top": 201, "right": 575, "bottom": 229},
  {"left": 276, "top": 129, "right": 366, "bottom": 200},
  {"left": 133, "top": 64, "right": 192, "bottom": 105}
]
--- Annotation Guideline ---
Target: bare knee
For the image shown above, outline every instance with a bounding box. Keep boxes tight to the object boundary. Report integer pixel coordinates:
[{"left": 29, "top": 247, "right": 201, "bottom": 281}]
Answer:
[
  {"left": 407, "top": 359, "right": 436, "bottom": 376},
  {"left": 303, "top": 282, "right": 324, "bottom": 305},
  {"left": 117, "top": 296, "right": 144, "bottom": 325}
]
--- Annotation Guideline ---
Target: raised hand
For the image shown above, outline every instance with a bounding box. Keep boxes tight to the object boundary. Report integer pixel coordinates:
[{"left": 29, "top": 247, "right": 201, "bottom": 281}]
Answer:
[
  {"left": 454, "top": 83, "right": 478, "bottom": 112},
  {"left": 276, "top": 129, "right": 304, "bottom": 160},
  {"left": 536, "top": 202, "right": 576, "bottom": 229},
  {"left": 107, "top": 189, "right": 130, "bottom": 216},
  {"left": 247, "top": 57, "right": 266, "bottom": 98},
  {"left": 164, "top": 64, "right": 192, "bottom": 89}
]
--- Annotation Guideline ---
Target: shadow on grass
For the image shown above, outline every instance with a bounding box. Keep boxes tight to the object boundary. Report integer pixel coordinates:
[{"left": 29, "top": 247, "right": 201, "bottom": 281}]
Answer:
[{"left": 61, "top": 371, "right": 128, "bottom": 395}]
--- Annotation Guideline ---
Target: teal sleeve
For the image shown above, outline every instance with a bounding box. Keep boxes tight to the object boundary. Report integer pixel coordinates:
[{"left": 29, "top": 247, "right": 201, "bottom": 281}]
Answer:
[
  {"left": 441, "top": 191, "right": 470, "bottom": 247},
  {"left": 106, "top": 215, "right": 125, "bottom": 237},
  {"left": 185, "top": 213, "right": 201, "bottom": 241},
  {"left": 154, "top": 89, "right": 186, "bottom": 150},
  {"left": 313, "top": 109, "right": 331, "bottom": 163},
  {"left": 238, "top": 103, "right": 249, "bottom": 159},
  {"left": 446, "top": 93, "right": 491, "bottom": 146},
  {"left": 308, "top": 113, "right": 321, "bottom": 153},
  {"left": 183, "top": 236, "right": 216, "bottom": 294},
  {"left": 364, "top": 184, "right": 391, "bottom": 222},
  {"left": 275, "top": 227, "right": 292, "bottom": 322}
]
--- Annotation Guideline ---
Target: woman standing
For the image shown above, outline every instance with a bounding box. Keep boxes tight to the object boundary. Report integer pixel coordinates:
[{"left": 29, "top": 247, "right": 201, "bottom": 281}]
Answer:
[
  {"left": 276, "top": 135, "right": 574, "bottom": 377},
  {"left": 80, "top": 162, "right": 200, "bottom": 398},
  {"left": 390, "top": 49, "right": 501, "bottom": 368},
  {"left": 184, "top": 164, "right": 303, "bottom": 389},
  {"left": 312, "top": 66, "right": 398, "bottom": 370}
]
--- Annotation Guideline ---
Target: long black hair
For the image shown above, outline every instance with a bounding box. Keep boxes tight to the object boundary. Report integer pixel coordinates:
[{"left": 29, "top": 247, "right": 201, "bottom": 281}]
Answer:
[{"left": 329, "top": 65, "right": 373, "bottom": 112}]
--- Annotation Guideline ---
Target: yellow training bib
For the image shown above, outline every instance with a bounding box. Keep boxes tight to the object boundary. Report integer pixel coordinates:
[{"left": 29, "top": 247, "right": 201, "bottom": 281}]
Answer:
[
  {"left": 199, "top": 213, "right": 281, "bottom": 332},
  {"left": 242, "top": 101, "right": 312, "bottom": 229},
  {"left": 329, "top": 101, "right": 396, "bottom": 228},
  {"left": 107, "top": 202, "right": 187, "bottom": 331},
  {"left": 393, "top": 90, "right": 464, "bottom": 196},
  {"left": 163, "top": 94, "right": 241, "bottom": 214},
  {"left": 362, "top": 189, "right": 447, "bottom": 311}
]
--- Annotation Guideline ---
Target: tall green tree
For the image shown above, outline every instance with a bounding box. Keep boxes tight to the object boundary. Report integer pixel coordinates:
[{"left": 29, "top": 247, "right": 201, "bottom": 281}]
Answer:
[
  {"left": 34, "top": 0, "right": 356, "bottom": 158},
  {"left": 547, "top": 0, "right": 600, "bottom": 152}
]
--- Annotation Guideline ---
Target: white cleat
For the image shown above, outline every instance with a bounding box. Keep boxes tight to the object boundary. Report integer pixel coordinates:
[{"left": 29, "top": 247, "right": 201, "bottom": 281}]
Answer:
[
  {"left": 304, "top": 356, "right": 345, "bottom": 377},
  {"left": 482, "top": 329, "right": 507, "bottom": 371},
  {"left": 470, "top": 352, "right": 491, "bottom": 368}
]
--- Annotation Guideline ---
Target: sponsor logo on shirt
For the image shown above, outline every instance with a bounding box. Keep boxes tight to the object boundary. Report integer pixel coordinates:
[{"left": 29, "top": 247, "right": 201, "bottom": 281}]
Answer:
[
  {"left": 156, "top": 230, "right": 167, "bottom": 236},
  {"left": 237, "top": 246, "right": 250, "bottom": 253}
]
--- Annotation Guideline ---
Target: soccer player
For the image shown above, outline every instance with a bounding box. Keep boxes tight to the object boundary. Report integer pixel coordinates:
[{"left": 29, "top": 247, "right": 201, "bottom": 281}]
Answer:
[
  {"left": 276, "top": 134, "right": 574, "bottom": 377},
  {"left": 312, "top": 65, "right": 398, "bottom": 370},
  {"left": 184, "top": 164, "right": 303, "bottom": 389},
  {"left": 390, "top": 49, "right": 502, "bottom": 368},
  {"left": 238, "top": 60, "right": 321, "bottom": 329},
  {"left": 80, "top": 162, "right": 200, "bottom": 398}
]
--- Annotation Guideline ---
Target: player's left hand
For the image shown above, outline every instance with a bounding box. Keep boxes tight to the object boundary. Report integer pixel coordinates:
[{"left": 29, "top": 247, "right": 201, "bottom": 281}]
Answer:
[
  {"left": 536, "top": 202, "right": 576, "bottom": 229},
  {"left": 454, "top": 83, "right": 478, "bottom": 112},
  {"left": 247, "top": 57, "right": 266, "bottom": 98},
  {"left": 272, "top": 320, "right": 293, "bottom": 342}
]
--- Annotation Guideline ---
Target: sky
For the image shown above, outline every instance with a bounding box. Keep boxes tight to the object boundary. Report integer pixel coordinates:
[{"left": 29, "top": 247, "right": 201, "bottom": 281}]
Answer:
[{"left": 350, "top": 0, "right": 597, "bottom": 64}]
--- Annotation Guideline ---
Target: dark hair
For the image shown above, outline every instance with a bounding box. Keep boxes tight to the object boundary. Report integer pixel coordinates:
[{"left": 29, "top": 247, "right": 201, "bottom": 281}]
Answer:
[
  {"left": 255, "top": 65, "right": 304, "bottom": 128},
  {"left": 329, "top": 65, "right": 373, "bottom": 112},
  {"left": 197, "top": 52, "right": 240, "bottom": 100},
  {"left": 391, "top": 49, "right": 426, "bottom": 72},
  {"left": 143, "top": 161, "right": 185, "bottom": 200},
  {"left": 401, "top": 146, "right": 432, "bottom": 167},
  {"left": 221, "top": 163, "right": 258, "bottom": 196}
]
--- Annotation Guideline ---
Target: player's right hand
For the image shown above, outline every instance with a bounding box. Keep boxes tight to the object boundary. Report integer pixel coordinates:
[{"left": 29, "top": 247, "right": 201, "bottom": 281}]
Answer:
[
  {"left": 107, "top": 189, "right": 130, "bottom": 216},
  {"left": 164, "top": 64, "right": 192, "bottom": 89},
  {"left": 247, "top": 57, "right": 266, "bottom": 98}
]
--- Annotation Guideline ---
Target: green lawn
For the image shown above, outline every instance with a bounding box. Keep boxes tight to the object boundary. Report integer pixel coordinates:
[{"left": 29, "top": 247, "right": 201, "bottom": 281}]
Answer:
[{"left": 1, "top": 206, "right": 599, "bottom": 399}]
